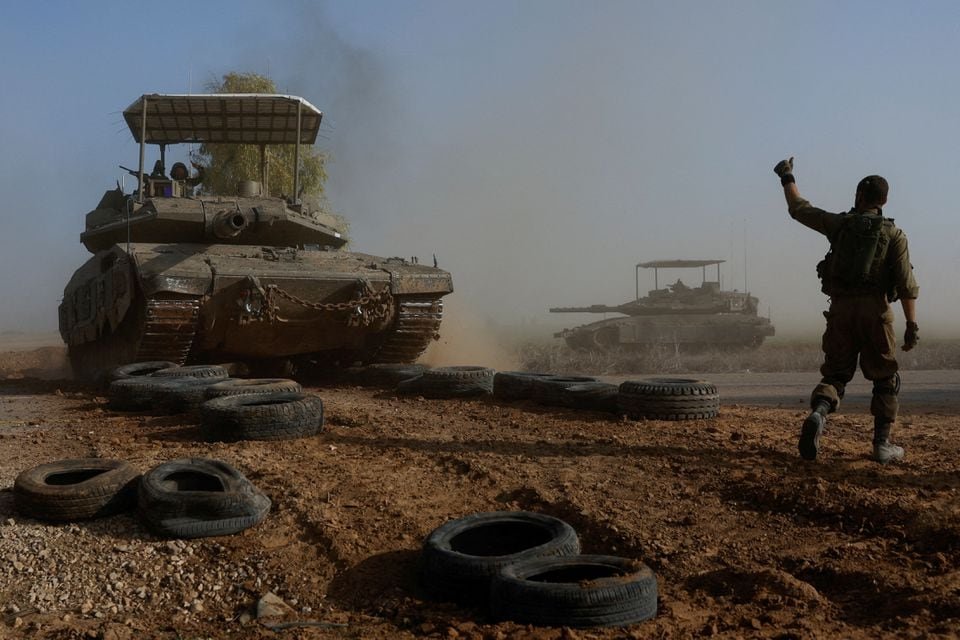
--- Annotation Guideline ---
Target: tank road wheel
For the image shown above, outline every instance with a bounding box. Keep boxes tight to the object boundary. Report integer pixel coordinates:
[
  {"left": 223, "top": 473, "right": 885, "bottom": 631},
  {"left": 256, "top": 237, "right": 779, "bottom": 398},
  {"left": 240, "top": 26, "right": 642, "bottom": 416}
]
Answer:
[{"left": 590, "top": 326, "right": 621, "bottom": 351}]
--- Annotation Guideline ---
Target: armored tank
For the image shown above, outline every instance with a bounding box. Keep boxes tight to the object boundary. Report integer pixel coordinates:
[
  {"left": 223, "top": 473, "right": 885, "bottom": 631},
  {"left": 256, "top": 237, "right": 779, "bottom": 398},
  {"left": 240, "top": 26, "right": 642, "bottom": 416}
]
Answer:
[
  {"left": 550, "top": 259, "right": 774, "bottom": 351},
  {"left": 60, "top": 93, "right": 453, "bottom": 380}
]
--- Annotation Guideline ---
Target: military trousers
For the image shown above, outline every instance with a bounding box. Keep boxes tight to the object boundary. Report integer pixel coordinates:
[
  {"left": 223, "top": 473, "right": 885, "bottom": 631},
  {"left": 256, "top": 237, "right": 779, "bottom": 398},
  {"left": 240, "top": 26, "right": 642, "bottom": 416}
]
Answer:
[{"left": 810, "top": 293, "right": 899, "bottom": 423}]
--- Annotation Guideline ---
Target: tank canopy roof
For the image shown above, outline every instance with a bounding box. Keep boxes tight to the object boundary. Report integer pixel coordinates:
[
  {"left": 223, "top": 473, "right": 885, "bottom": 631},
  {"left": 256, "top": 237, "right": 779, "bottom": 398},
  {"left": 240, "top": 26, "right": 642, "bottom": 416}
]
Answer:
[
  {"left": 123, "top": 94, "right": 323, "bottom": 145},
  {"left": 637, "top": 259, "right": 725, "bottom": 269}
]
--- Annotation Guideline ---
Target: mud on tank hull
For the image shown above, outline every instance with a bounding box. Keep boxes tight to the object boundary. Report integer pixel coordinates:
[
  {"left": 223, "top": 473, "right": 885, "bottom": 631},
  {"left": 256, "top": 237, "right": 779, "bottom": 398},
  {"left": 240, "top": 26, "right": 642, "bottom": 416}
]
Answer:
[
  {"left": 558, "top": 313, "right": 775, "bottom": 352},
  {"left": 59, "top": 243, "right": 452, "bottom": 379}
]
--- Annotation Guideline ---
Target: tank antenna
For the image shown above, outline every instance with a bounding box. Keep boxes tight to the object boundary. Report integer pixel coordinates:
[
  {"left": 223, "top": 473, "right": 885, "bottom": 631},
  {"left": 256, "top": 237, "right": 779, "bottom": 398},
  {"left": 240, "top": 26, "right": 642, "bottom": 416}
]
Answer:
[{"left": 742, "top": 218, "right": 748, "bottom": 293}]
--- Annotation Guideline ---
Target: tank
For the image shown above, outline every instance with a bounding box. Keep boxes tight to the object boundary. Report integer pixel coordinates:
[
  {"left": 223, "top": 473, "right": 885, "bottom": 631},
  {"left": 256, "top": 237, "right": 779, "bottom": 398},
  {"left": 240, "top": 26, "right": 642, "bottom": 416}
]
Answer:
[
  {"left": 550, "top": 259, "right": 774, "bottom": 351},
  {"left": 59, "top": 93, "right": 453, "bottom": 380}
]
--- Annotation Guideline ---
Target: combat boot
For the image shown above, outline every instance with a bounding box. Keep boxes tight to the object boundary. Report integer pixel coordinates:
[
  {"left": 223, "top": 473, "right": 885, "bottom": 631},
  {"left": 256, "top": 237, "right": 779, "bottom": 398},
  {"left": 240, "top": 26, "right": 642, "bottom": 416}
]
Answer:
[
  {"left": 872, "top": 420, "right": 905, "bottom": 464},
  {"left": 799, "top": 400, "right": 831, "bottom": 461}
]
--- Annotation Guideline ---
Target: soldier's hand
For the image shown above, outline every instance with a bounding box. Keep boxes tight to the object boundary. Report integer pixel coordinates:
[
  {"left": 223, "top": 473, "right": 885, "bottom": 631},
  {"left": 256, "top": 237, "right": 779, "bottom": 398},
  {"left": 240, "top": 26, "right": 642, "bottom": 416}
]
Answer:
[
  {"left": 773, "top": 157, "right": 794, "bottom": 178},
  {"left": 902, "top": 321, "right": 919, "bottom": 351}
]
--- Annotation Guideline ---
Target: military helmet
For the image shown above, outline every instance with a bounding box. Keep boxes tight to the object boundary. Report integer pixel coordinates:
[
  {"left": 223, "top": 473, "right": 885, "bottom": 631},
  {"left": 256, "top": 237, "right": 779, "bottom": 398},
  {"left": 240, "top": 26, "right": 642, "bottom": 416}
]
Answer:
[{"left": 170, "top": 162, "right": 188, "bottom": 180}]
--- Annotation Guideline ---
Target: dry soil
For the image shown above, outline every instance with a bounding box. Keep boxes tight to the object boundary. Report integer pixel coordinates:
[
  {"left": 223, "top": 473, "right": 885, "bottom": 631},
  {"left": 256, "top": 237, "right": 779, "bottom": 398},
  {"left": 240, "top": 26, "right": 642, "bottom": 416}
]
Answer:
[{"left": 0, "top": 345, "right": 957, "bottom": 640}]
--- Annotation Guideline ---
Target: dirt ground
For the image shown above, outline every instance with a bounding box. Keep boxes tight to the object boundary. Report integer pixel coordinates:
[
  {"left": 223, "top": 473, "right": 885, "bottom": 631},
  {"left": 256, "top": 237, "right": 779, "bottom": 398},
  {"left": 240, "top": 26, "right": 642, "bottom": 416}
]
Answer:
[{"left": 0, "top": 344, "right": 958, "bottom": 639}]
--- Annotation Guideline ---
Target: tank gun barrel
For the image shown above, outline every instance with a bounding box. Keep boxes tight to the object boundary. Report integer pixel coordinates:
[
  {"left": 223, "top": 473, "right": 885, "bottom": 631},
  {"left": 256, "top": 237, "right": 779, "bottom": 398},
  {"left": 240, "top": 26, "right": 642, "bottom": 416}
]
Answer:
[{"left": 549, "top": 304, "right": 630, "bottom": 314}]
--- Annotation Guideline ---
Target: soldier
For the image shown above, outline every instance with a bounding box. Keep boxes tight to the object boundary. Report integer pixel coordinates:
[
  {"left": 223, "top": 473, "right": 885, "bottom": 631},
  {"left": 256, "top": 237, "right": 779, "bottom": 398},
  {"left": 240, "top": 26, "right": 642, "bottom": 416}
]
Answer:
[{"left": 774, "top": 157, "right": 919, "bottom": 464}]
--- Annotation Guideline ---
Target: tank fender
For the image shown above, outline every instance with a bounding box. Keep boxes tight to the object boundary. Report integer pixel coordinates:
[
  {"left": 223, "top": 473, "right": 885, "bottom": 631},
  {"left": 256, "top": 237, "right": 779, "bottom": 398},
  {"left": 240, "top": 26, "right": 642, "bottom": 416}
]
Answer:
[
  {"left": 384, "top": 269, "right": 455, "bottom": 295},
  {"left": 59, "top": 247, "right": 135, "bottom": 346}
]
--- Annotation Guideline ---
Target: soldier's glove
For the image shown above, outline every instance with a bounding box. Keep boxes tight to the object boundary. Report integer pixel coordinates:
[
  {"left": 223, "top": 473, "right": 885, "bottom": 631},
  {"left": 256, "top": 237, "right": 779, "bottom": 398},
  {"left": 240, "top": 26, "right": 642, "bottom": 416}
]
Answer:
[
  {"left": 903, "top": 321, "right": 919, "bottom": 351},
  {"left": 774, "top": 157, "right": 795, "bottom": 185}
]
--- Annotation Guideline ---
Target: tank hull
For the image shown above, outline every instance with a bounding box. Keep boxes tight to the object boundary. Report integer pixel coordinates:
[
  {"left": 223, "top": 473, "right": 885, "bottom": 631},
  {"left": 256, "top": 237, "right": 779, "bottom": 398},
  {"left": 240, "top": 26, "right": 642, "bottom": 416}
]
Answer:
[
  {"left": 60, "top": 243, "right": 452, "bottom": 379},
  {"left": 558, "top": 313, "right": 775, "bottom": 352}
]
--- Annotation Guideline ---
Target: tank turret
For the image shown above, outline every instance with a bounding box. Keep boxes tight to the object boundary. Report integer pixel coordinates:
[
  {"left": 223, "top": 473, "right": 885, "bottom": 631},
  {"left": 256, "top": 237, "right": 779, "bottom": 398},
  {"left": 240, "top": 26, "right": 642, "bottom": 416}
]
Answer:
[
  {"left": 550, "top": 259, "right": 774, "bottom": 351},
  {"left": 60, "top": 93, "right": 453, "bottom": 379}
]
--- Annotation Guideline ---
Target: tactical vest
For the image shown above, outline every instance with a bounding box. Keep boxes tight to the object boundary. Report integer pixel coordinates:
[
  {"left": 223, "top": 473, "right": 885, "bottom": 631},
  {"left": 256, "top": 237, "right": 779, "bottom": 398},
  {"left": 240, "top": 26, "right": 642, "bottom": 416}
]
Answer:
[{"left": 816, "top": 211, "right": 896, "bottom": 297}]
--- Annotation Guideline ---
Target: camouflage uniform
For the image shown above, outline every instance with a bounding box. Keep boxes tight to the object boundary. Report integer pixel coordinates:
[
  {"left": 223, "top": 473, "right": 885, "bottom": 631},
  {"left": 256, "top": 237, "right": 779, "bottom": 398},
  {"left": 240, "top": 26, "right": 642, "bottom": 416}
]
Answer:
[{"left": 788, "top": 197, "right": 919, "bottom": 423}]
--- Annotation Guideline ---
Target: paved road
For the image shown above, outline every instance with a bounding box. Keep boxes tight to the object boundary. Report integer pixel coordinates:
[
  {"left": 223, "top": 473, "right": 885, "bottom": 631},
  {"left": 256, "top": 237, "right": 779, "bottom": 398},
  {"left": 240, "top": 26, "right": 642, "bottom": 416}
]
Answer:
[{"left": 600, "top": 370, "right": 960, "bottom": 413}]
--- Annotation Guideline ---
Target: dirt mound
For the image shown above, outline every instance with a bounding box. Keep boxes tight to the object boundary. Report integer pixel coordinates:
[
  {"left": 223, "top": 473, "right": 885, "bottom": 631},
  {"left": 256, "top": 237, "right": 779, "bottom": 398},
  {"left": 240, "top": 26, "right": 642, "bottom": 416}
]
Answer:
[{"left": 0, "top": 345, "right": 70, "bottom": 380}]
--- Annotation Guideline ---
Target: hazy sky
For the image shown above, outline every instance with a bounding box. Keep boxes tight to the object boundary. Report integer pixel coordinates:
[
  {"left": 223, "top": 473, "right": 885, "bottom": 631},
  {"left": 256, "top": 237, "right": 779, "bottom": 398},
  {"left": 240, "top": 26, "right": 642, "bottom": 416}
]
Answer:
[{"left": 2, "top": 1, "right": 958, "bottom": 339}]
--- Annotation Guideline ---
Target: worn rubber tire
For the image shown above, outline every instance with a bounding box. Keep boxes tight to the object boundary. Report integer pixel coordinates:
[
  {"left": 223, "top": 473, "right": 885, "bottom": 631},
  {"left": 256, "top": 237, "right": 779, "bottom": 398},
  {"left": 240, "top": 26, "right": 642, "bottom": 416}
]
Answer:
[
  {"left": 200, "top": 392, "right": 324, "bottom": 441},
  {"left": 360, "top": 364, "right": 429, "bottom": 388},
  {"left": 204, "top": 378, "right": 303, "bottom": 399},
  {"left": 420, "top": 511, "right": 580, "bottom": 604},
  {"left": 618, "top": 378, "right": 719, "bottom": 420},
  {"left": 14, "top": 459, "right": 140, "bottom": 522},
  {"left": 531, "top": 376, "right": 598, "bottom": 406},
  {"left": 492, "top": 372, "right": 555, "bottom": 401},
  {"left": 557, "top": 382, "right": 620, "bottom": 412},
  {"left": 490, "top": 555, "right": 658, "bottom": 628},
  {"left": 138, "top": 458, "right": 270, "bottom": 539},
  {"left": 401, "top": 366, "right": 495, "bottom": 398},
  {"left": 151, "top": 365, "right": 229, "bottom": 381},
  {"left": 152, "top": 377, "right": 225, "bottom": 414},
  {"left": 108, "top": 376, "right": 182, "bottom": 411},
  {"left": 107, "top": 361, "right": 179, "bottom": 383}
]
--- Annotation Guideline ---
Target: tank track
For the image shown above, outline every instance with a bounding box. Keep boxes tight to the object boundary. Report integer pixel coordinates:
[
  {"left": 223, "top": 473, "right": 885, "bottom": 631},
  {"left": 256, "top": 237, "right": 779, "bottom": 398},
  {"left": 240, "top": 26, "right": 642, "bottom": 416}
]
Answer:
[
  {"left": 373, "top": 297, "right": 444, "bottom": 363},
  {"left": 135, "top": 298, "right": 201, "bottom": 364}
]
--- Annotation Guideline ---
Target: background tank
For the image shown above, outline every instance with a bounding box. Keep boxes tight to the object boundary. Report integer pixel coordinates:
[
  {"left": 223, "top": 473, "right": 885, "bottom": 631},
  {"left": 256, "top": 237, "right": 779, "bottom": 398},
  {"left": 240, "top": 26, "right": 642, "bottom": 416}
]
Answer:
[
  {"left": 60, "top": 94, "right": 453, "bottom": 380},
  {"left": 550, "top": 259, "right": 774, "bottom": 351}
]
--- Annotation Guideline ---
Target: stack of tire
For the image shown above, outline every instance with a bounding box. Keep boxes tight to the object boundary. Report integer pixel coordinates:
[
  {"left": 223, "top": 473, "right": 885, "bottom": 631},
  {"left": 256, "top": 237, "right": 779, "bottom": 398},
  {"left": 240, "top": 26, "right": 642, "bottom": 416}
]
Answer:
[
  {"left": 12, "top": 457, "right": 269, "bottom": 539},
  {"left": 106, "top": 363, "right": 324, "bottom": 442},
  {"left": 420, "top": 511, "right": 658, "bottom": 628},
  {"left": 493, "top": 371, "right": 719, "bottom": 420}
]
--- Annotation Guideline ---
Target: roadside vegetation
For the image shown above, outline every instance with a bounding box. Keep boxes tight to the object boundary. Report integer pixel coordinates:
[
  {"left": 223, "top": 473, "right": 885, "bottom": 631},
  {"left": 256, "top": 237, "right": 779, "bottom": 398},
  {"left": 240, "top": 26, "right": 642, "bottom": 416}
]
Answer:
[{"left": 518, "top": 339, "right": 960, "bottom": 375}]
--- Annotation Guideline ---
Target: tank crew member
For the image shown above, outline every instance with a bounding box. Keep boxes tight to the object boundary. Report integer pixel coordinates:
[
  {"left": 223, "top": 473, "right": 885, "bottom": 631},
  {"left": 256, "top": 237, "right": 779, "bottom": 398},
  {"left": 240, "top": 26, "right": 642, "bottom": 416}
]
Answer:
[
  {"left": 170, "top": 161, "right": 205, "bottom": 187},
  {"left": 150, "top": 159, "right": 166, "bottom": 178},
  {"left": 774, "top": 157, "right": 919, "bottom": 464}
]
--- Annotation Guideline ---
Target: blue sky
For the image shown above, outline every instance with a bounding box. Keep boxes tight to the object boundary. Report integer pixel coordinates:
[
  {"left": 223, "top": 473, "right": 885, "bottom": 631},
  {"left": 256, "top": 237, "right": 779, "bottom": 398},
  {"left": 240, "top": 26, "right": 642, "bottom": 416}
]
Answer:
[{"left": 1, "top": 1, "right": 958, "bottom": 338}]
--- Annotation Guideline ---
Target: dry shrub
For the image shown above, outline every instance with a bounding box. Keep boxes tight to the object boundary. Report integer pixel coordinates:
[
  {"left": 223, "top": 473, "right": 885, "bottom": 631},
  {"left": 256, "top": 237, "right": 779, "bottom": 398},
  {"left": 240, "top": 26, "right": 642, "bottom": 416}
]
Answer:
[{"left": 517, "top": 340, "right": 960, "bottom": 375}]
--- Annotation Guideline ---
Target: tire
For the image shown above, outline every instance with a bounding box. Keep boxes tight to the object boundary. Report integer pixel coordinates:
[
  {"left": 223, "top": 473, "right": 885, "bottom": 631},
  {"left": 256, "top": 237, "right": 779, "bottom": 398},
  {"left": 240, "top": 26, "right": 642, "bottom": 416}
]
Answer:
[
  {"left": 107, "top": 361, "right": 179, "bottom": 382},
  {"left": 492, "top": 372, "right": 555, "bottom": 401},
  {"left": 152, "top": 377, "right": 225, "bottom": 414},
  {"left": 14, "top": 459, "right": 140, "bottom": 522},
  {"left": 204, "top": 378, "right": 303, "bottom": 399},
  {"left": 360, "top": 363, "right": 429, "bottom": 388},
  {"left": 138, "top": 458, "right": 270, "bottom": 539},
  {"left": 420, "top": 511, "right": 580, "bottom": 604},
  {"left": 401, "top": 366, "right": 495, "bottom": 398},
  {"left": 107, "top": 376, "right": 182, "bottom": 411},
  {"left": 531, "top": 376, "right": 598, "bottom": 406},
  {"left": 618, "top": 378, "right": 719, "bottom": 420},
  {"left": 200, "top": 392, "right": 324, "bottom": 442},
  {"left": 557, "top": 382, "right": 620, "bottom": 412},
  {"left": 490, "top": 555, "right": 658, "bottom": 628},
  {"left": 150, "top": 365, "right": 229, "bottom": 381}
]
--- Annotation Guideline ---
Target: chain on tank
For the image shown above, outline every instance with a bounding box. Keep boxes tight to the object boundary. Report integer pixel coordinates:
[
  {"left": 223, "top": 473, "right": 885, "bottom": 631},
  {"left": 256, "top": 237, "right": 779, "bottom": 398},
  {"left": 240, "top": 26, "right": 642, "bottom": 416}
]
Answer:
[{"left": 263, "top": 280, "right": 394, "bottom": 327}]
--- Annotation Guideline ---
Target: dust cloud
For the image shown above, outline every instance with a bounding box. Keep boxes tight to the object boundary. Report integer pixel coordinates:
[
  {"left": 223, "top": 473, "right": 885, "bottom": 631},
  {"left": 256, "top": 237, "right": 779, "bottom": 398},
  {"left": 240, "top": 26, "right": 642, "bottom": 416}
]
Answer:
[
  {"left": 5, "top": 3, "right": 955, "bottom": 350},
  {"left": 420, "top": 296, "right": 520, "bottom": 371}
]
